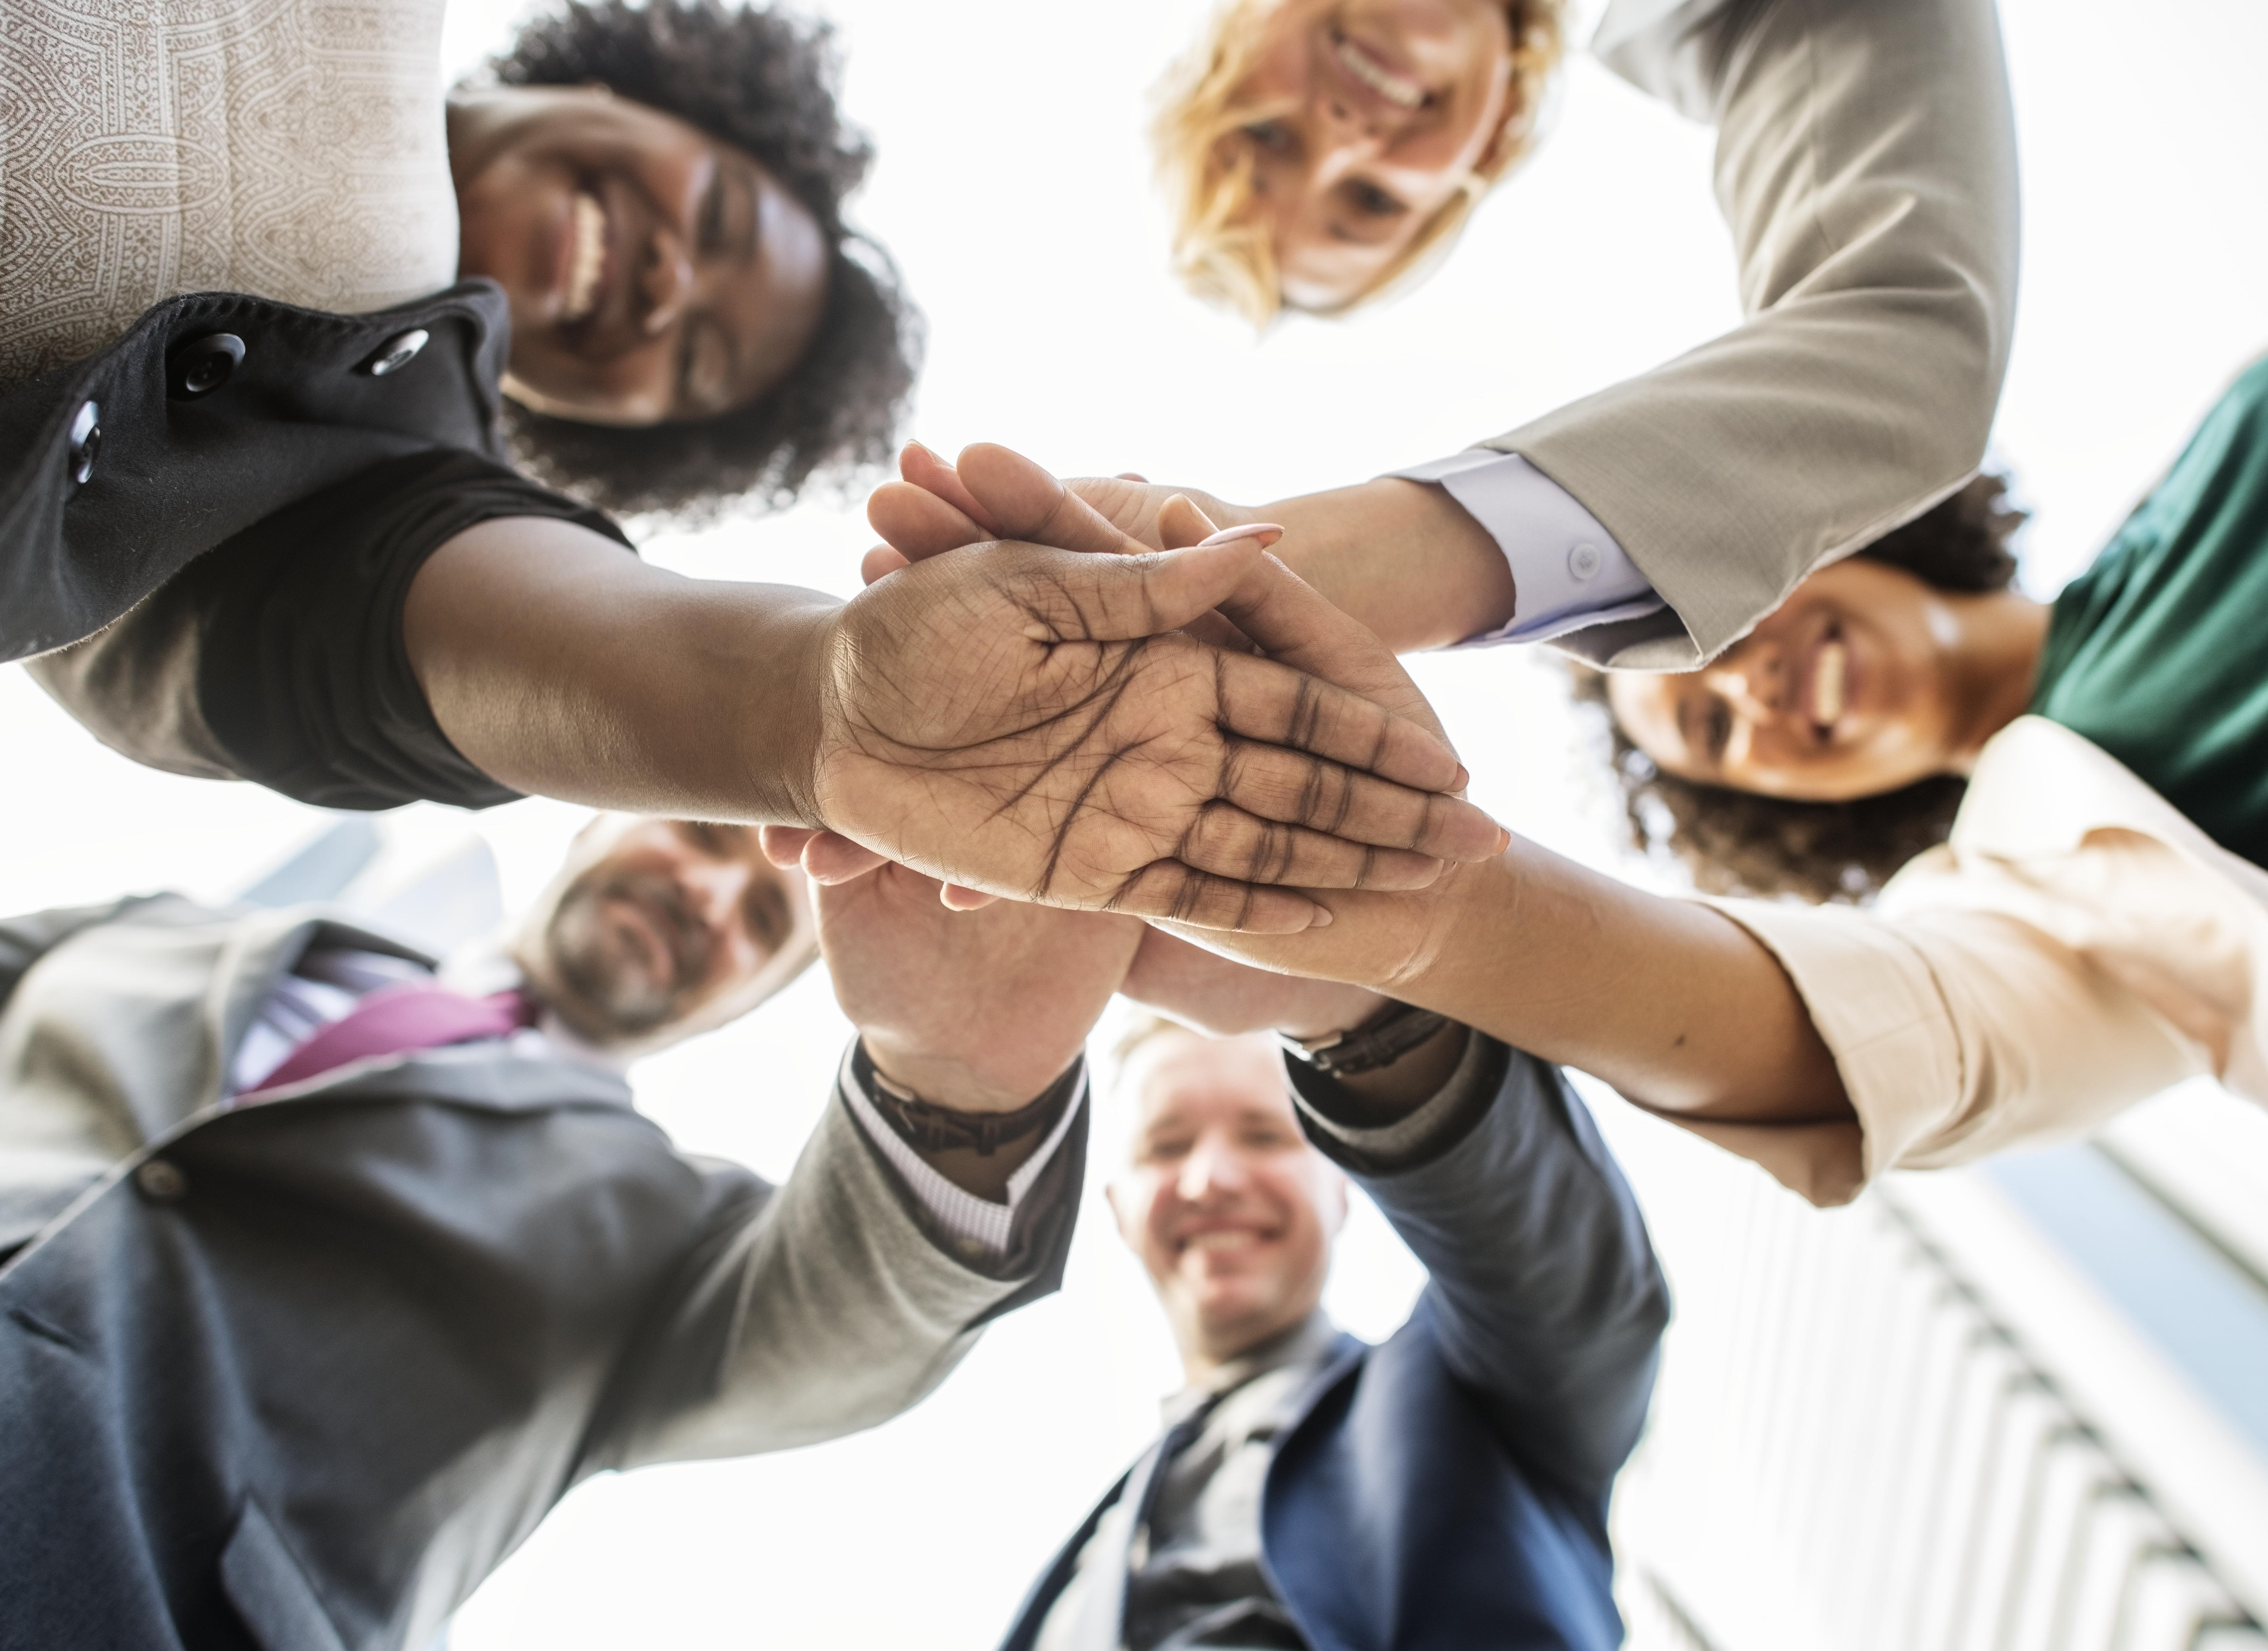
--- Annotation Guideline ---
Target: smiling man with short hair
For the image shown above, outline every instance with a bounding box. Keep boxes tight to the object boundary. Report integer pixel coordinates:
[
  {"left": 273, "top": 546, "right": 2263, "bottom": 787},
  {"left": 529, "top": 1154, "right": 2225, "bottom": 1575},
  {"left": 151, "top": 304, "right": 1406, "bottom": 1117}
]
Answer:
[{"left": 1002, "top": 993, "right": 1670, "bottom": 1651}]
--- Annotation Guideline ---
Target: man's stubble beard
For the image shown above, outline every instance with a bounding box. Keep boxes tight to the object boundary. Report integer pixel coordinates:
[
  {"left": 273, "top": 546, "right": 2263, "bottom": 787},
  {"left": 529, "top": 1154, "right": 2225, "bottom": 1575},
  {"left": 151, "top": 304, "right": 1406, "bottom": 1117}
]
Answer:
[{"left": 544, "top": 869, "right": 713, "bottom": 1044}]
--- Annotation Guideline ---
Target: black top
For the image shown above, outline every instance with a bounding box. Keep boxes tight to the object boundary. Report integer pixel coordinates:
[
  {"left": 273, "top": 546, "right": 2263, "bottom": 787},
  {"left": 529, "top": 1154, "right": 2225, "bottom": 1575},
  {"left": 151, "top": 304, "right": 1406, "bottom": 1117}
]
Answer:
[
  {"left": 5, "top": 280, "right": 639, "bottom": 811},
  {"left": 196, "top": 450, "right": 631, "bottom": 810},
  {"left": 1, "top": 282, "right": 518, "bottom": 662},
  {"left": 29, "top": 447, "right": 632, "bottom": 811}
]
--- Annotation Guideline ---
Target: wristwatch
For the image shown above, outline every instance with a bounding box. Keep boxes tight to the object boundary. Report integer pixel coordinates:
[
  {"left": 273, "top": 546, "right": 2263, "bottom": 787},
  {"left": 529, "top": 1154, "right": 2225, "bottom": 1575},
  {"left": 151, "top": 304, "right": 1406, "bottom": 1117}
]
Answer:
[{"left": 1280, "top": 1000, "right": 1451, "bottom": 1079}]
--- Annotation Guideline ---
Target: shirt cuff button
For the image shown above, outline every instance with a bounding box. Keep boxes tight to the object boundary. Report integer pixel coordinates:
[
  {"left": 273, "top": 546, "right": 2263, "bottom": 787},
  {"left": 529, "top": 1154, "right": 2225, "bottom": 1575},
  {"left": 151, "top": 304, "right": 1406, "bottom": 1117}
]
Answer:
[{"left": 1568, "top": 542, "right": 1602, "bottom": 580}]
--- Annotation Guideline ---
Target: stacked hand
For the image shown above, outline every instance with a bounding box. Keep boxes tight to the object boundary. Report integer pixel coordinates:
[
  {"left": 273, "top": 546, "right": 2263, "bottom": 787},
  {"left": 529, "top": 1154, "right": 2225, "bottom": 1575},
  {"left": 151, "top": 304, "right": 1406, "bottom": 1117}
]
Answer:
[
  {"left": 819, "top": 439, "right": 1495, "bottom": 1072},
  {"left": 802, "top": 465, "right": 1506, "bottom": 935},
  {"left": 776, "top": 823, "right": 1140, "bottom": 1112}
]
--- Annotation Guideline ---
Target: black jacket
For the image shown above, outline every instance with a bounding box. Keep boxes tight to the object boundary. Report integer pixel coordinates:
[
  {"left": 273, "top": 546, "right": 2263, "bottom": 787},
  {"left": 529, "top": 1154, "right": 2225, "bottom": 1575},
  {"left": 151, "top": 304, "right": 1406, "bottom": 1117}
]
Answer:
[
  {"left": 0, "top": 282, "right": 628, "bottom": 809},
  {"left": 1, "top": 280, "right": 511, "bottom": 663}
]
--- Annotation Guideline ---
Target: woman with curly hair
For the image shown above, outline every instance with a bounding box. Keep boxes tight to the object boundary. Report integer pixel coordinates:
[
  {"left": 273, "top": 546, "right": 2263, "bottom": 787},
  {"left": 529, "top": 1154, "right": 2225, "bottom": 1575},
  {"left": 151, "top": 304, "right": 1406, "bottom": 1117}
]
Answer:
[
  {"left": 1572, "top": 470, "right": 2029, "bottom": 904},
  {"left": 4, "top": 0, "right": 915, "bottom": 808},
  {"left": 1105, "top": 0, "right": 2018, "bottom": 696}
]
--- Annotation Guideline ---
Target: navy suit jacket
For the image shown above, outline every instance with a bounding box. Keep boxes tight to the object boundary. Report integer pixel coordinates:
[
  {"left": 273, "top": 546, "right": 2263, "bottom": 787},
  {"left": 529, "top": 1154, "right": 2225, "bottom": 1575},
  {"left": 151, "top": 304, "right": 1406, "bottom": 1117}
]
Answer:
[{"left": 1002, "top": 1040, "right": 1670, "bottom": 1651}]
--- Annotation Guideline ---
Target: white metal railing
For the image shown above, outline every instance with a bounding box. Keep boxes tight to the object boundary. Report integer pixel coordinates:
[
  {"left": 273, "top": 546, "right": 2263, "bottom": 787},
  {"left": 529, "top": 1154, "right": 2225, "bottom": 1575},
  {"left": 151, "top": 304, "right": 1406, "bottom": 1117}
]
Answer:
[{"left": 1602, "top": 1082, "right": 2268, "bottom": 1651}]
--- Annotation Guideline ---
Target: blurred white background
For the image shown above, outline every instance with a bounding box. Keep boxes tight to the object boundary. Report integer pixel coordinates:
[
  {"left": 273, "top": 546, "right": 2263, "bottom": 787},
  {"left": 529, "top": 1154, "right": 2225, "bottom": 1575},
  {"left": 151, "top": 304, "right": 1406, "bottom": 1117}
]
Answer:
[{"left": 3, "top": 0, "right": 2264, "bottom": 1643}]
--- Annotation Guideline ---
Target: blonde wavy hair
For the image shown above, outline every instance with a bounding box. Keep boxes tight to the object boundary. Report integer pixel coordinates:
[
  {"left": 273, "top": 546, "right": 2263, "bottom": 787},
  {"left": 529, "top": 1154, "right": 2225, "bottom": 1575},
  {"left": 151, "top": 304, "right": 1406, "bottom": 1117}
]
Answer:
[{"left": 1152, "top": 0, "right": 1565, "bottom": 325}]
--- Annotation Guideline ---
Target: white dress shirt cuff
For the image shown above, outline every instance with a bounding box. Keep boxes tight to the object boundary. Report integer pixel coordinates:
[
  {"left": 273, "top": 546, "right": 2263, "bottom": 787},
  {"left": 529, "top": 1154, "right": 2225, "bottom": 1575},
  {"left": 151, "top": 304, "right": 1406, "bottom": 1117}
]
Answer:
[
  {"left": 837, "top": 1045, "right": 1087, "bottom": 1264},
  {"left": 1389, "top": 451, "right": 1666, "bottom": 646}
]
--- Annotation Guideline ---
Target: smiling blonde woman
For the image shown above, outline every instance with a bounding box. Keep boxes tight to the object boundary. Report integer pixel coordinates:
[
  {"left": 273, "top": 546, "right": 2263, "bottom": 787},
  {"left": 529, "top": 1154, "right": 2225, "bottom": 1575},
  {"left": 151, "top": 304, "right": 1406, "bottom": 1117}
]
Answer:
[{"left": 1154, "top": 0, "right": 1563, "bottom": 322}]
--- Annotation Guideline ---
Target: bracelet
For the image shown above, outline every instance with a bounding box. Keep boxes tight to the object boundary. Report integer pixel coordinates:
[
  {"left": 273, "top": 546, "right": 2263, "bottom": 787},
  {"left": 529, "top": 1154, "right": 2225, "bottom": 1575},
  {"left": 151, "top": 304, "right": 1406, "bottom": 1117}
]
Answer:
[
  {"left": 1280, "top": 1000, "right": 1451, "bottom": 1079},
  {"left": 853, "top": 1040, "right": 1080, "bottom": 1157}
]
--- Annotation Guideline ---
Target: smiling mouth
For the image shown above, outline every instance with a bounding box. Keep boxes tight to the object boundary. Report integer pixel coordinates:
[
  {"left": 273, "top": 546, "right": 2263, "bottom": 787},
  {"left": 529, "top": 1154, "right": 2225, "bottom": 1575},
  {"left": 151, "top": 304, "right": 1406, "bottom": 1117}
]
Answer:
[
  {"left": 1332, "top": 31, "right": 1428, "bottom": 110},
  {"left": 563, "top": 190, "right": 606, "bottom": 324},
  {"left": 1183, "top": 1229, "right": 1266, "bottom": 1253}
]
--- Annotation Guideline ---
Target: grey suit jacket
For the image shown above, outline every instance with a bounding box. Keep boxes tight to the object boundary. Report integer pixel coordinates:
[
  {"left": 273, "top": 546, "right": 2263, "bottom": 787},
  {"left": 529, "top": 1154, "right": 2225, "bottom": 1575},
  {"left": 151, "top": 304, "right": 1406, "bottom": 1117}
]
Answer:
[
  {"left": 1503, "top": 0, "right": 2020, "bottom": 667},
  {"left": 0, "top": 897, "right": 1080, "bottom": 1651}
]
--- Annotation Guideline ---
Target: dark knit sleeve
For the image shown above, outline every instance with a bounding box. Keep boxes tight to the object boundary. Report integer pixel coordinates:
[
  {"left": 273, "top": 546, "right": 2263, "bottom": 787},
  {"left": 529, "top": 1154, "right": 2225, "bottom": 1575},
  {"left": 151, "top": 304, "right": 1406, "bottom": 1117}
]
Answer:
[{"left": 180, "top": 449, "right": 635, "bottom": 810}]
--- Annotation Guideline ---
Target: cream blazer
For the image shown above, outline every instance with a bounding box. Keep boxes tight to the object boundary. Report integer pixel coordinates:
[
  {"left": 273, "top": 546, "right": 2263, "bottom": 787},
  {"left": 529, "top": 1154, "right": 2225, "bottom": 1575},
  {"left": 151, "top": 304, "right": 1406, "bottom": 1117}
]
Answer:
[
  {"left": 1677, "top": 718, "right": 2268, "bottom": 1207},
  {"left": 1503, "top": 0, "right": 2022, "bottom": 668}
]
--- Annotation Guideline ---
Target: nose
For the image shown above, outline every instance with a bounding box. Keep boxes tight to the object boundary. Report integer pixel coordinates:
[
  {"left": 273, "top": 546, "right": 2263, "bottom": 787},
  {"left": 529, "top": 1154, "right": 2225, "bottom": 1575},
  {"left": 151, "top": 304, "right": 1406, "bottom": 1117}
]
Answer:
[
  {"left": 1303, "top": 93, "right": 1393, "bottom": 180},
  {"left": 1700, "top": 645, "right": 1788, "bottom": 726},
  {"left": 678, "top": 856, "right": 755, "bottom": 935},
  {"left": 639, "top": 223, "right": 695, "bottom": 337},
  {"left": 1176, "top": 1132, "right": 1249, "bottom": 1203}
]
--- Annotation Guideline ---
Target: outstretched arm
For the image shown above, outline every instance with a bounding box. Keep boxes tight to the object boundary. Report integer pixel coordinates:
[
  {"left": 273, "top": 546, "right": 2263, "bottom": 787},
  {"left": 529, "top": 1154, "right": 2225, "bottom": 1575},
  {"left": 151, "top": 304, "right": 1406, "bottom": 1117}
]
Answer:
[
  {"left": 404, "top": 514, "right": 1505, "bottom": 933},
  {"left": 1124, "top": 935, "right": 1668, "bottom": 1504},
  {"left": 602, "top": 828, "right": 1141, "bottom": 1471}
]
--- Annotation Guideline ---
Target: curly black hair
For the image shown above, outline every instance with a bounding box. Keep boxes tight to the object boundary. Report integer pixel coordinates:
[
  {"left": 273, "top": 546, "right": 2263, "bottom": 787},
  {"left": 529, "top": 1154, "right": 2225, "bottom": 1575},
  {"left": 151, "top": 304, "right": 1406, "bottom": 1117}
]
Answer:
[
  {"left": 487, "top": 0, "right": 920, "bottom": 520},
  {"left": 1574, "top": 473, "right": 2029, "bottom": 904}
]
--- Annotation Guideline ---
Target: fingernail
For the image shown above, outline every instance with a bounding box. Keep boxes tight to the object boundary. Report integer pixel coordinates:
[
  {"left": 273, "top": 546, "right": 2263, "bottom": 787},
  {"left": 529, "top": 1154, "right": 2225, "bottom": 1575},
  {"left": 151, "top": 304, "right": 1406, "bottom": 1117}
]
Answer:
[
  {"left": 1308, "top": 904, "right": 1333, "bottom": 928},
  {"left": 1195, "top": 522, "right": 1284, "bottom": 549},
  {"left": 1452, "top": 763, "right": 1471, "bottom": 790},
  {"left": 1495, "top": 825, "right": 1513, "bottom": 854}
]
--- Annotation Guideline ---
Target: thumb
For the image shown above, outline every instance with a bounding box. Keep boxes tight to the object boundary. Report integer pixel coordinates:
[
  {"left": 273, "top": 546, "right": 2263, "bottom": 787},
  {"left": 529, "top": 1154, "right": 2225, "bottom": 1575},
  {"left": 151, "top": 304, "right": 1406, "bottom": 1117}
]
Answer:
[
  {"left": 1155, "top": 492, "right": 1217, "bottom": 551},
  {"left": 1008, "top": 537, "right": 1266, "bottom": 643}
]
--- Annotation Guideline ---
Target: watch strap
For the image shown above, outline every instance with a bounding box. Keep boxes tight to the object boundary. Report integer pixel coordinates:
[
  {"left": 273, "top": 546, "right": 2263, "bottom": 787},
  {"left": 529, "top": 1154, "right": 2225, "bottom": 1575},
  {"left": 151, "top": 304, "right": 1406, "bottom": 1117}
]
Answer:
[{"left": 1281, "top": 1000, "right": 1451, "bottom": 1078}]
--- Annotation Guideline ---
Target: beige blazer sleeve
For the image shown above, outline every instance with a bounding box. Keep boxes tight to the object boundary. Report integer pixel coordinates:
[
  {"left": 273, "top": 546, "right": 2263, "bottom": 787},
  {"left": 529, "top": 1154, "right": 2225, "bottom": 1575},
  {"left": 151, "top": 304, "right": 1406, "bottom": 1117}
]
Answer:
[
  {"left": 605, "top": 1079, "right": 1075, "bottom": 1468},
  {"left": 1497, "top": 0, "right": 2021, "bottom": 668},
  {"left": 1676, "top": 724, "right": 2268, "bottom": 1207}
]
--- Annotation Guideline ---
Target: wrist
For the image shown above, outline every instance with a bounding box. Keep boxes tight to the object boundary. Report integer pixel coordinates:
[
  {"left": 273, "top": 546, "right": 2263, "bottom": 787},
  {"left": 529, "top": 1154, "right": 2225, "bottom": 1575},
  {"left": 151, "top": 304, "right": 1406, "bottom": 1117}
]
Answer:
[
  {"left": 1271, "top": 982, "right": 1392, "bottom": 1043},
  {"left": 860, "top": 1034, "right": 1076, "bottom": 1116},
  {"left": 1266, "top": 478, "right": 1513, "bottom": 652},
  {"left": 744, "top": 594, "right": 839, "bottom": 828}
]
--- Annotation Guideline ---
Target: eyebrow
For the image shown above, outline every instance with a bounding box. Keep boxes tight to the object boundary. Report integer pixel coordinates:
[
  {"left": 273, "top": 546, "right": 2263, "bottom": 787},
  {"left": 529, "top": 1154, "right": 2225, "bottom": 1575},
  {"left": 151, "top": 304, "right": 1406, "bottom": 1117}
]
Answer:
[{"left": 733, "top": 160, "right": 761, "bottom": 264}]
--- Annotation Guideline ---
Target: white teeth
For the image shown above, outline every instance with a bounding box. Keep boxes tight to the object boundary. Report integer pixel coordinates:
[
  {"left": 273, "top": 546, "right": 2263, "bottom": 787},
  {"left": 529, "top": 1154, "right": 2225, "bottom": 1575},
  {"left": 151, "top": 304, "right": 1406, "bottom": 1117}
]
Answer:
[
  {"left": 1813, "top": 638, "right": 1848, "bottom": 727},
  {"left": 564, "top": 191, "right": 605, "bottom": 322},
  {"left": 1333, "top": 35, "right": 1425, "bottom": 110},
  {"left": 1185, "top": 1231, "right": 1260, "bottom": 1251}
]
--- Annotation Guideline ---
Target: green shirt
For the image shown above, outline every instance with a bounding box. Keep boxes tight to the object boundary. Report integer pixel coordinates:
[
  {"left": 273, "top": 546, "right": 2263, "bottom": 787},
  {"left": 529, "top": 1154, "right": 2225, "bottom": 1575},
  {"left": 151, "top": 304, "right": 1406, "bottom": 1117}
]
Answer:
[{"left": 2029, "top": 355, "right": 2268, "bottom": 867}]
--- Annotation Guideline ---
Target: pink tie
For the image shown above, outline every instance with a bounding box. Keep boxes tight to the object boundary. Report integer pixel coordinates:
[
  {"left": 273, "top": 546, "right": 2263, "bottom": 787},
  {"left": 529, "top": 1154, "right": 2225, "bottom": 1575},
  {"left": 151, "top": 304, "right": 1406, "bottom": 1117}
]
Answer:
[{"left": 245, "top": 982, "right": 539, "bottom": 1098}]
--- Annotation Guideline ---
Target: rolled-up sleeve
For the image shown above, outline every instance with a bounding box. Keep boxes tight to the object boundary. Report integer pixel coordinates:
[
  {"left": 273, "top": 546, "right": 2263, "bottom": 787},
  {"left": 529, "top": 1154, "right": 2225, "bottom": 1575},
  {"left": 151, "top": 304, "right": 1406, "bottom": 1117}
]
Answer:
[
  {"left": 28, "top": 450, "right": 633, "bottom": 811},
  {"left": 1693, "top": 863, "right": 2202, "bottom": 1207}
]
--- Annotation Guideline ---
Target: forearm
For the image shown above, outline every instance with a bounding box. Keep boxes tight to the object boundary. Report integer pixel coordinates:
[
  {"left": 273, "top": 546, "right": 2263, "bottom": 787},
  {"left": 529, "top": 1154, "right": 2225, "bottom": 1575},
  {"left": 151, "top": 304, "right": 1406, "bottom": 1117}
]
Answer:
[
  {"left": 402, "top": 518, "right": 837, "bottom": 822},
  {"left": 1263, "top": 478, "right": 1515, "bottom": 653},
  {"left": 1401, "top": 848, "right": 1849, "bottom": 1123},
  {"left": 1326, "top": 1043, "right": 1668, "bottom": 1500}
]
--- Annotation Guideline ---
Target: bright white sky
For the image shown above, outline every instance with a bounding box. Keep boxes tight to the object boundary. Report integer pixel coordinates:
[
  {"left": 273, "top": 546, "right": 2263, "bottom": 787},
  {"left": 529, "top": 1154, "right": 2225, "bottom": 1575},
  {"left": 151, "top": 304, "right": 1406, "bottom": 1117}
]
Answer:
[{"left": 2, "top": 0, "right": 2263, "bottom": 1645}]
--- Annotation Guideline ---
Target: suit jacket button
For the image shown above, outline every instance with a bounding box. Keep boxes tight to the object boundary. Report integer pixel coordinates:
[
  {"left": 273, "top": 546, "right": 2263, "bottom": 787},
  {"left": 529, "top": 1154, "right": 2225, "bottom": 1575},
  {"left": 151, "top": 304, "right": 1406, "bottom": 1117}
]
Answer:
[
  {"left": 135, "top": 1158, "right": 188, "bottom": 1202},
  {"left": 67, "top": 400, "right": 101, "bottom": 486},
  {"left": 167, "top": 332, "right": 246, "bottom": 400},
  {"left": 362, "top": 328, "right": 430, "bottom": 377}
]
